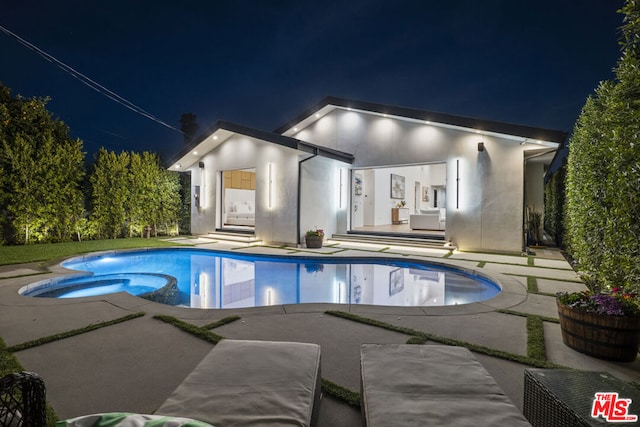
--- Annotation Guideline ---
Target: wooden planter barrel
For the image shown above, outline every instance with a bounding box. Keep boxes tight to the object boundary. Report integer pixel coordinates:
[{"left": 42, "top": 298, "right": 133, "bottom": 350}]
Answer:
[
  {"left": 557, "top": 300, "right": 640, "bottom": 362},
  {"left": 305, "top": 235, "right": 323, "bottom": 248}
]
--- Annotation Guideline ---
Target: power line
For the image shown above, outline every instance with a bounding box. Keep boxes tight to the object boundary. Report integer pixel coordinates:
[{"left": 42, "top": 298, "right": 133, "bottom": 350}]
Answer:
[{"left": 0, "top": 23, "right": 184, "bottom": 135}]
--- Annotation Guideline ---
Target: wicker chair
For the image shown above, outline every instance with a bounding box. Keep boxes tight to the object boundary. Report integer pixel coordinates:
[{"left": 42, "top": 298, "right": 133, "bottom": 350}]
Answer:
[{"left": 0, "top": 372, "right": 46, "bottom": 427}]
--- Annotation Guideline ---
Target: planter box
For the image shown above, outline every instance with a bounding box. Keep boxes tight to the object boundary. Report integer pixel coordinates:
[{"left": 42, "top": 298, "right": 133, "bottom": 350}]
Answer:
[
  {"left": 305, "top": 235, "right": 323, "bottom": 248},
  {"left": 557, "top": 300, "right": 640, "bottom": 362}
]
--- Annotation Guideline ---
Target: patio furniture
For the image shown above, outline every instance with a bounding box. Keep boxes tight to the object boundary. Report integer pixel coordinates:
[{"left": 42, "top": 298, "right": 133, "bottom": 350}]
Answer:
[
  {"left": 58, "top": 412, "right": 215, "bottom": 426},
  {"left": 524, "top": 369, "right": 640, "bottom": 426},
  {"left": 156, "top": 339, "right": 321, "bottom": 426},
  {"left": 360, "top": 344, "right": 530, "bottom": 426},
  {"left": 0, "top": 371, "right": 47, "bottom": 427}
]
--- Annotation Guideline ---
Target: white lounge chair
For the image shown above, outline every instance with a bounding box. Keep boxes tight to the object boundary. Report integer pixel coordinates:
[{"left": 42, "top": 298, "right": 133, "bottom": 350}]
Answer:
[
  {"left": 157, "top": 339, "right": 321, "bottom": 426},
  {"left": 360, "top": 344, "right": 530, "bottom": 426}
]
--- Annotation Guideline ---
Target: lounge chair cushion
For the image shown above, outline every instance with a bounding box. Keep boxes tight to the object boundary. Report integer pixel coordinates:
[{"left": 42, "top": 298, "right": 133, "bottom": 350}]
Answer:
[
  {"left": 56, "top": 412, "right": 214, "bottom": 426},
  {"left": 360, "top": 344, "right": 531, "bottom": 426},
  {"left": 156, "top": 339, "right": 321, "bottom": 427}
]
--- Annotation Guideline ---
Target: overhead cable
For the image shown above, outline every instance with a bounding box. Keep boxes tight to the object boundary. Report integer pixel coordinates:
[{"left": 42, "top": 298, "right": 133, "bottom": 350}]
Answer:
[{"left": 0, "top": 23, "right": 184, "bottom": 135}]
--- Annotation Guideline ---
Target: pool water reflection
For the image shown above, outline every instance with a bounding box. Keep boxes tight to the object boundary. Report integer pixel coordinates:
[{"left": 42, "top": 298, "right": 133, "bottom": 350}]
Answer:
[{"left": 21, "top": 248, "right": 500, "bottom": 309}]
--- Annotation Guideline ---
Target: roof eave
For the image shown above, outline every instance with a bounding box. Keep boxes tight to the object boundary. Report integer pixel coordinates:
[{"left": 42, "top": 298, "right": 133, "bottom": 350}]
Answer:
[
  {"left": 275, "top": 96, "right": 569, "bottom": 146},
  {"left": 168, "top": 120, "right": 353, "bottom": 171}
]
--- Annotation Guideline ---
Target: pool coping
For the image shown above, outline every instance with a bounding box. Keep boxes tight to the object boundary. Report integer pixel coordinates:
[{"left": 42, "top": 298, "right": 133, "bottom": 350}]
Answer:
[{"left": 10, "top": 246, "right": 528, "bottom": 316}]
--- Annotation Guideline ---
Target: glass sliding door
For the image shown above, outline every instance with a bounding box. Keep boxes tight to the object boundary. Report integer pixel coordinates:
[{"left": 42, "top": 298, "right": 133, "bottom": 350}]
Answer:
[{"left": 350, "top": 163, "right": 447, "bottom": 237}]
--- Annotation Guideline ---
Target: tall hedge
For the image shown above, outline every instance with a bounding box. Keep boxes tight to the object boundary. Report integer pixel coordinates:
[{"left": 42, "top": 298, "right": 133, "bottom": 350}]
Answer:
[
  {"left": 90, "top": 149, "right": 181, "bottom": 239},
  {"left": 0, "top": 83, "right": 187, "bottom": 245},
  {"left": 565, "top": 0, "right": 640, "bottom": 291},
  {"left": 0, "top": 84, "right": 85, "bottom": 244},
  {"left": 91, "top": 149, "right": 130, "bottom": 239},
  {"left": 543, "top": 165, "right": 565, "bottom": 247}
]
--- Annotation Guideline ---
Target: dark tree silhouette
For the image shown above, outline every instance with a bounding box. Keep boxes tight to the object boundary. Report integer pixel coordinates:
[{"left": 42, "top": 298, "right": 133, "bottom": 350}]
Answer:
[{"left": 179, "top": 113, "right": 199, "bottom": 145}]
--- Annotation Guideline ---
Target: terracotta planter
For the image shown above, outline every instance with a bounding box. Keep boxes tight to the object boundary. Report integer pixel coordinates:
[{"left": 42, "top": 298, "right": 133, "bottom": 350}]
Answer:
[
  {"left": 557, "top": 300, "right": 640, "bottom": 362},
  {"left": 305, "top": 235, "right": 323, "bottom": 248}
]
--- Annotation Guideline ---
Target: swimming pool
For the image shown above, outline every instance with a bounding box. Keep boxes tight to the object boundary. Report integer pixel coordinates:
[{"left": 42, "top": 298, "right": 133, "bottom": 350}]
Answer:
[{"left": 20, "top": 248, "right": 501, "bottom": 309}]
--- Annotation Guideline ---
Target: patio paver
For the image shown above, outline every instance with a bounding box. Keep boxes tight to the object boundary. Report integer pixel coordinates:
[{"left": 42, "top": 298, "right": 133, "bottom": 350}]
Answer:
[{"left": 0, "top": 241, "right": 638, "bottom": 427}]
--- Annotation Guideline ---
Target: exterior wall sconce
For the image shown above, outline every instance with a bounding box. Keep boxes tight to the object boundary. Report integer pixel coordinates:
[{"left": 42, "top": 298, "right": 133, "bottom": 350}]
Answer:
[
  {"left": 338, "top": 168, "right": 345, "bottom": 209},
  {"left": 456, "top": 159, "right": 460, "bottom": 210},
  {"left": 268, "top": 163, "right": 274, "bottom": 209},
  {"left": 335, "top": 280, "right": 344, "bottom": 304},
  {"left": 196, "top": 161, "right": 205, "bottom": 208},
  {"left": 477, "top": 142, "right": 484, "bottom": 152}
]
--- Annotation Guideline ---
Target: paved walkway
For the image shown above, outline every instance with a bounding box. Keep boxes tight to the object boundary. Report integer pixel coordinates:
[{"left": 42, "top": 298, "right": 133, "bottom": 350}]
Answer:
[{"left": 0, "top": 238, "right": 638, "bottom": 425}]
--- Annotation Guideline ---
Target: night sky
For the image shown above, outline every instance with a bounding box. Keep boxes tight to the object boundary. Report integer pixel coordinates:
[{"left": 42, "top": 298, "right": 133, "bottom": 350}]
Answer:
[{"left": 1, "top": 1, "right": 625, "bottom": 161}]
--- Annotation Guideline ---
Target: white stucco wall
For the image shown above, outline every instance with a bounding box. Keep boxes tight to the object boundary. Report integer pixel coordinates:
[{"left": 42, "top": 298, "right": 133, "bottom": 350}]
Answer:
[
  {"left": 255, "top": 143, "right": 301, "bottom": 245},
  {"left": 525, "top": 162, "right": 545, "bottom": 214},
  {"left": 189, "top": 163, "right": 213, "bottom": 235},
  {"left": 189, "top": 134, "right": 301, "bottom": 245},
  {"left": 294, "top": 109, "right": 529, "bottom": 252},
  {"left": 299, "top": 156, "right": 350, "bottom": 244}
]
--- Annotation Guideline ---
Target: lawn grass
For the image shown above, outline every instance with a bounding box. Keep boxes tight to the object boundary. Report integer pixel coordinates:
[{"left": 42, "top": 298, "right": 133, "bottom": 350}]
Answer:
[
  {"left": 0, "top": 238, "right": 185, "bottom": 266},
  {"left": 325, "top": 310, "right": 564, "bottom": 369},
  {"left": 8, "top": 312, "right": 145, "bottom": 353},
  {"left": 154, "top": 315, "right": 225, "bottom": 344}
]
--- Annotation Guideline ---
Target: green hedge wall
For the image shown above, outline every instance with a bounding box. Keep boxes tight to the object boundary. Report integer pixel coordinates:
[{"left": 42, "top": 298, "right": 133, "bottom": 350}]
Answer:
[
  {"left": 543, "top": 165, "right": 565, "bottom": 248},
  {"left": 565, "top": 0, "right": 640, "bottom": 291}
]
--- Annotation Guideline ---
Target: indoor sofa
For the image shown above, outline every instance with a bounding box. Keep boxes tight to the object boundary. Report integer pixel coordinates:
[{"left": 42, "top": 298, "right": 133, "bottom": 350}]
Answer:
[
  {"left": 225, "top": 201, "right": 255, "bottom": 226},
  {"left": 410, "top": 208, "right": 445, "bottom": 230}
]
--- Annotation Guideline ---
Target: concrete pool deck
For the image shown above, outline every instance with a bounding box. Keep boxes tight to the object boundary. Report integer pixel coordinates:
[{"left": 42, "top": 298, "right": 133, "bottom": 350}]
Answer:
[{"left": 1, "top": 237, "right": 639, "bottom": 425}]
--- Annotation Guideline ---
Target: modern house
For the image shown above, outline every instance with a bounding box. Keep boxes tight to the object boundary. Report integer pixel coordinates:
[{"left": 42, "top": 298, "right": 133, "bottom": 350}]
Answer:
[{"left": 169, "top": 97, "right": 567, "bottom": 253}]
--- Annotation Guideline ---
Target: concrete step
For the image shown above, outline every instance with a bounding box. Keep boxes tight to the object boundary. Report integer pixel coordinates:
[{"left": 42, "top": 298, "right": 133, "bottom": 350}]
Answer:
[
  {"left": 331, "top": 233, "right": 453, "bottom": 250},
  {"left": 204, "top": 231, "right": 262, "bottom": 244}
]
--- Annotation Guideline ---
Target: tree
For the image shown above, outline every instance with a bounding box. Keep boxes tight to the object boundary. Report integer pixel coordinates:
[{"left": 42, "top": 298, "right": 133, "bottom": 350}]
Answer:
[
  {"left": 155, "top": 169, "right": 182, "bottom": 236},
  {"left": 0, "top": 84, "right": 84, "bottom": 244},
  {"left": 179, "top": 112, "right": 199, "bottom": 145},
  {"left": 0, "top": 82, "right": 183, "bottom": 244},
  {"left": 90, "top": 149, "right": 130, "bottom": 239},
  {"left": 178, "top": 172, "right": 191, "bottom": 234},
  {"left": 90, "top": 149, "right": 181, "bottom": 238},
  {"left": 127, "top": 151, "right": 181, "bottom": 236},
  {"left": 128, "top": 151, "right": 159, "bottom": 236}
]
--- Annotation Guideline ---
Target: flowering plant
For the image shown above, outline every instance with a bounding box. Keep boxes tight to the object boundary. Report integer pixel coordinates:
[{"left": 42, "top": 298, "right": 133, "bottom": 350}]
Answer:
[
  {"left": 305, "top": 228, "right": 324, "bottom": 237},
  {"left": 557, "top": 288, "right": 640, "bottom": 317}
]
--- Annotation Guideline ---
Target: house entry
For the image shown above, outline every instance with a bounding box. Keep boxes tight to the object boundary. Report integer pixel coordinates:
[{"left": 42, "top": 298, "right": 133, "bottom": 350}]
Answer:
[
  {"left": 351, "top": 163, "right": 447, "bottom": 236},
  {"left": 221, "top": 169, "right": 256, "bottom": 231}
]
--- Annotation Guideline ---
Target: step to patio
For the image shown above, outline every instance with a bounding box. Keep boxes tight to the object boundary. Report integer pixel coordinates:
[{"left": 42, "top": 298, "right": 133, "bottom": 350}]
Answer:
[
  {"left": 204, "top": 232, "right": 262, "bottom": 244},
  {"left": 331, "top": 233, "right": 451, "bottom": 250}
]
